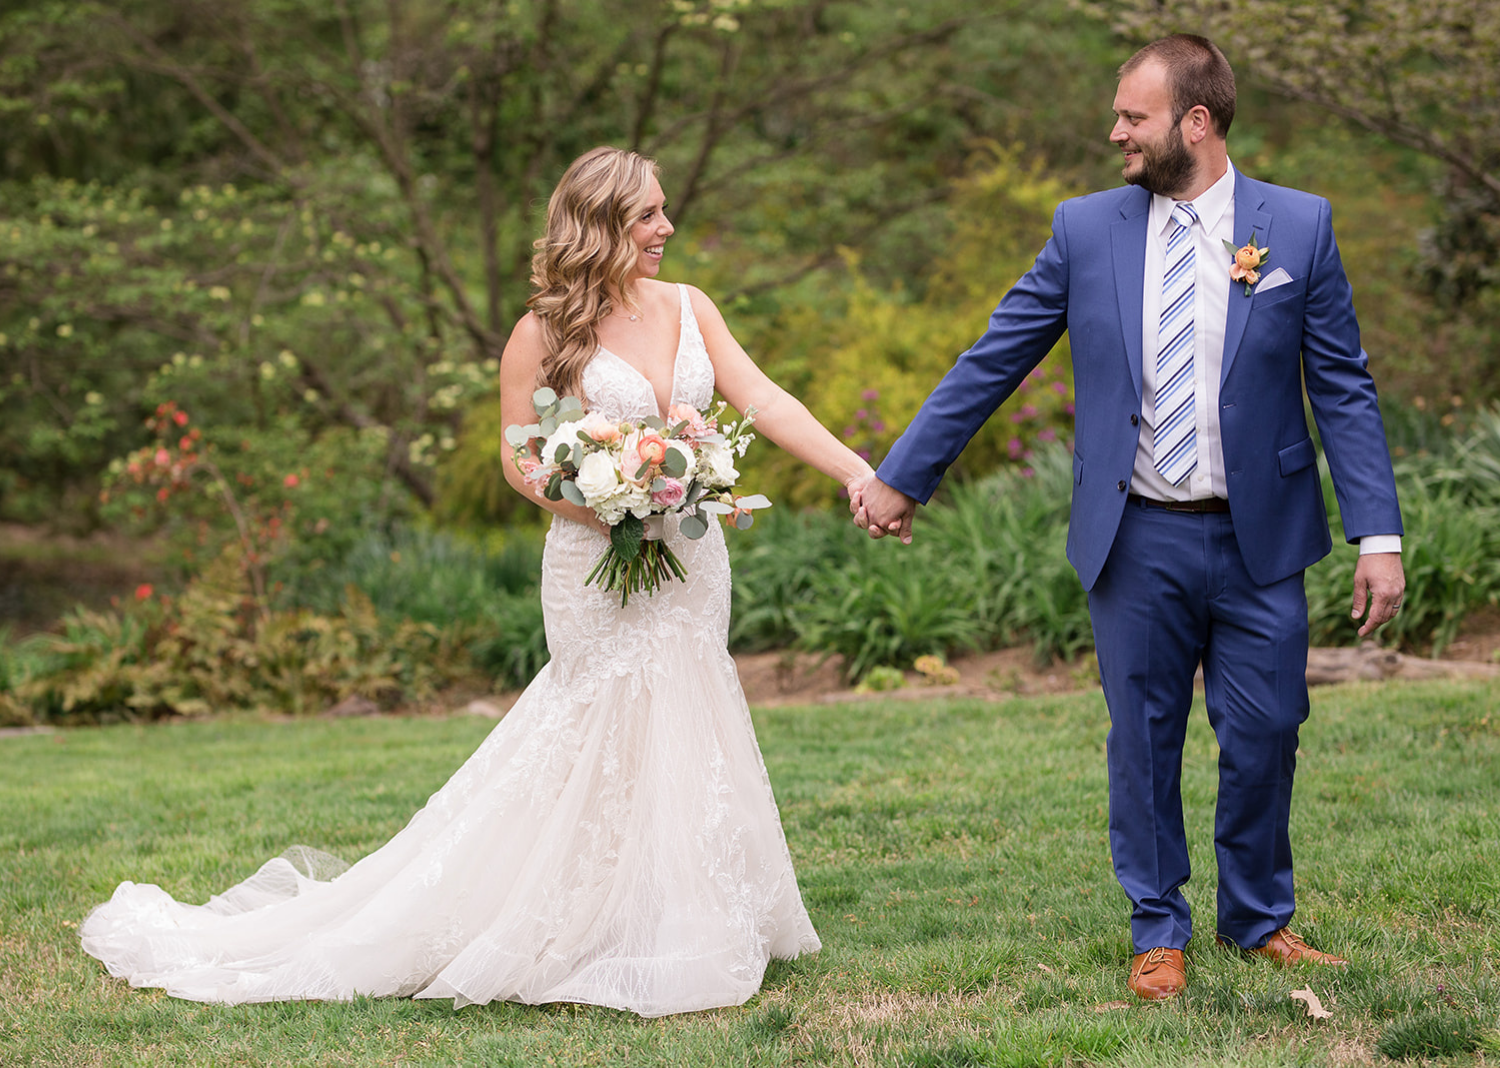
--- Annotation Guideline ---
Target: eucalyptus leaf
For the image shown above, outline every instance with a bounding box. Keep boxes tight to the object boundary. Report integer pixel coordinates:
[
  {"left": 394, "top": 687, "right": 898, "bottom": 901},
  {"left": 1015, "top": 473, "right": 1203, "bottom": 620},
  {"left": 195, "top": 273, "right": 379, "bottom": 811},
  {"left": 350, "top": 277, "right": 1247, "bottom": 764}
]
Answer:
[
  {"left": 532, "top": 387, "right": 558, "bottom": 410},
  {"left": 543, "top": 472, "right": 563, "bottom": 501},
  {"left": 557, "top": 396, "right": 584, "bottom": 416},
  {"left": 679, "top": 513, "right": 709, "bottom": 540},
  {"left": 539, "top": 416, "right": 557, "bottom": 436},
  {"left": 643, "top": 416, "right": 666, "bottom": 430},
  {"left": 651, "top": 477, "right": 667, "bottom": 492},
  {"left": 552, "top": 443, "right": 571, "bottom": 464},
  {"left": 504, "top": 424, "right": 530, "bottom": 447},
  {"left": 734, "top": 511, "right": 755, "bottom": 530},
  {"left": 559, "top": 480, "right": 586, "bottom": 507},
  {"left": 697, "top": 500, "right": 734, "bottom": 515},
  {"left": 634, "top": 460, "right": 653, "bottom": 481},
  {"left": 661, "top": 451, "right": 687, "bottom": 478},
  {"left": 734, "top": 494, "right": 772, "bottom": 509}
]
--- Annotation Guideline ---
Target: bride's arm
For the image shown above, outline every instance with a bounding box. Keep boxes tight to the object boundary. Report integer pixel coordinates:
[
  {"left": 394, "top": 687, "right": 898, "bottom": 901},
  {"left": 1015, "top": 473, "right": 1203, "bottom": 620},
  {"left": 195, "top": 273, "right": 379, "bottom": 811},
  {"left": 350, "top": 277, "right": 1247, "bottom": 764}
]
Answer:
[
  {"left": 688, "top": 287, "right": 874, "bottom": 490},
  {"left": 499, "top": 313, "right": 610, "bottom": 534}
]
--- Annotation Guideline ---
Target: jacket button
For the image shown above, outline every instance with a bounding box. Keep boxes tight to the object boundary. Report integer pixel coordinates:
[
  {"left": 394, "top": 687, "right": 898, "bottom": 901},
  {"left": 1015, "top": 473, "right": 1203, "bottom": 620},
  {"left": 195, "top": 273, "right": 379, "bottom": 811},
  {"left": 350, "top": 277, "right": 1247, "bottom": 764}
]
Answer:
[
  {"left": 1117, "top": 480, "right": 1127, "bottom": 491},
  {"left": 1130, "top": 414, "right": 1139, "bottom": 426}
]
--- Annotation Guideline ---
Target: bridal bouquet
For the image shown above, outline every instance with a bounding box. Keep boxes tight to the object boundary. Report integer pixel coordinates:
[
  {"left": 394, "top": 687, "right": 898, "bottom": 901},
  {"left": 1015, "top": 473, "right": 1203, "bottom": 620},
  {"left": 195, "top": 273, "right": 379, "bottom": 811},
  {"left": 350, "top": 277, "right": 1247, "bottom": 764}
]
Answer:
[{"left": 506, "top": 389, "right": 770, "bottom": 605}]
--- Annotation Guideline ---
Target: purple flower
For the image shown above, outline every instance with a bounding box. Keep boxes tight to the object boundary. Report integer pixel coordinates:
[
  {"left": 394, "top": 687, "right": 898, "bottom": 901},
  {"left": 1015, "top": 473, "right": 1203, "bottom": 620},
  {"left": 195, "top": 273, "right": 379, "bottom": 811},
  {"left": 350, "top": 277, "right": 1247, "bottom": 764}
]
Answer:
[
  {"left": 1020, "top": 404, "right": 1038, "bottom": 418},
  {"left": 1053, "top": 381, "right": 1068, "bottom": 395},
  {"left": 843, "top": 425, "right": 857, "bottom": 438},
  {"left": 1037, "top": 427, "right": 1057, "bottom": 443},
  {"left": 871, "top": 420, "right": 885, "bottom": 432},
  {"left": 855, "top": 409, "right": 868, "bottom": 420},
  {"left": 857, "top": 448, "right": 871, "bottom": 460},
  {"left": 1021, "top": 466, "right": 1035, "bottom": 478},
  {"left": 1011, "top": 412, "right": 1024, "bottom": 424},
  {"left": 1008, "top": 438, "right": 1023, "bottom": 458},
  {"left": 861, "top": 388, "right": 879, "bottom": 401},
  {"left": 1064, "top": 402, "right": 1076, "bottom": 416}
]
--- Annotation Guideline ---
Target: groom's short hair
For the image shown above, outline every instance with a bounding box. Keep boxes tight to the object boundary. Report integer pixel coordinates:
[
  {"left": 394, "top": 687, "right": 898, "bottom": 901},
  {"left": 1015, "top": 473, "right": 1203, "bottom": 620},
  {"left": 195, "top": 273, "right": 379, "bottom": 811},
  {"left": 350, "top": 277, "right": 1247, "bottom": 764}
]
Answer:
[{"left": 1120, "top": 34, "right": 1236, "bottom": 138}]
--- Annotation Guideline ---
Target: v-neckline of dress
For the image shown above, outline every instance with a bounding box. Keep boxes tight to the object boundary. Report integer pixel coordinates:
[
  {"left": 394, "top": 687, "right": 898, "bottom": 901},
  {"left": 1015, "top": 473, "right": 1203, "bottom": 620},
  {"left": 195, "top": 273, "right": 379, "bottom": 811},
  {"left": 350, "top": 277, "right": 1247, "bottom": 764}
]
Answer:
[{"left": 596, "top": 288, "right": 685, "bottom": 420}]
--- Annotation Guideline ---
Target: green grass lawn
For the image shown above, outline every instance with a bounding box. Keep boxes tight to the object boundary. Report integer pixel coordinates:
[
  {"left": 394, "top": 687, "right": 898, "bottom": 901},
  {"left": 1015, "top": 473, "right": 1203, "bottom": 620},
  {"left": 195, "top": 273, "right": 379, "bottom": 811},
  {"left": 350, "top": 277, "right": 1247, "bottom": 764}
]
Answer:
[{"left": 3, "top": 680, "right": 1498, "bottom": 1067}]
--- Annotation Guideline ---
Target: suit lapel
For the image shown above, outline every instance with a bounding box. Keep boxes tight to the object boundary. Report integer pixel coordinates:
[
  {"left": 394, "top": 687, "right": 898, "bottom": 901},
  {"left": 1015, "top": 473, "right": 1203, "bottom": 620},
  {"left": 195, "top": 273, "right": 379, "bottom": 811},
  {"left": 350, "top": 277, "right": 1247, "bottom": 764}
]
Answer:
[
  {"left": 1111, "top": 192, "right": 1150, "bottom": 402},
  {"left": 1221, "top": 172, "right": 1270, "bottom": 386}
]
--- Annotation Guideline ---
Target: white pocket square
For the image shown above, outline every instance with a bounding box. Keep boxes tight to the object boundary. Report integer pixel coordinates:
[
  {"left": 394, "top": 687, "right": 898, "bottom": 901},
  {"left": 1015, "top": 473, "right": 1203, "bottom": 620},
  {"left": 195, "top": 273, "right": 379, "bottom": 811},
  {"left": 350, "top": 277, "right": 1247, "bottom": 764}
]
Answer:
[{"left": 1256, "top": 267, "right": 1294, "bottom": 293}]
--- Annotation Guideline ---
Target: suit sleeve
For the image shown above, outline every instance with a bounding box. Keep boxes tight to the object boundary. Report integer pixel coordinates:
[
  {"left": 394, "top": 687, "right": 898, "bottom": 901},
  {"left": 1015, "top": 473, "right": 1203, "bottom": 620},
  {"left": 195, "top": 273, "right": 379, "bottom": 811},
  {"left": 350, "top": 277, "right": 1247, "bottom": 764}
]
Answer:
[
  {"left": 877, "top": 203, "right": 1072, "bottom": 503},
  {"left": 1299, "top": 198, "right": 1403, "bottom": 541}
]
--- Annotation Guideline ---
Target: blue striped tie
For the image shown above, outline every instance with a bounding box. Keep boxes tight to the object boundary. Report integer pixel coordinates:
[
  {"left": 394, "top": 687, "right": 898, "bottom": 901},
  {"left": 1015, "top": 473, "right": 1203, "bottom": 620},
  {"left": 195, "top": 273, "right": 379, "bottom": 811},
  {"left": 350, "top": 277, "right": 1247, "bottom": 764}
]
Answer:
[{"left": 1155, "top": 202, "right": 1199, "bottom": 485}]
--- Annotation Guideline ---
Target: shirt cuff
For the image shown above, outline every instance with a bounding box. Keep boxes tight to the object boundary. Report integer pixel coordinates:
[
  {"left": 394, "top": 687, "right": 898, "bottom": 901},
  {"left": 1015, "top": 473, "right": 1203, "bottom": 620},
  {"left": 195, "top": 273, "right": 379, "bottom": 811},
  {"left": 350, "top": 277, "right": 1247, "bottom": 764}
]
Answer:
[{"left": 1358, "top": 535, "right": 1402, "bottom": 555}]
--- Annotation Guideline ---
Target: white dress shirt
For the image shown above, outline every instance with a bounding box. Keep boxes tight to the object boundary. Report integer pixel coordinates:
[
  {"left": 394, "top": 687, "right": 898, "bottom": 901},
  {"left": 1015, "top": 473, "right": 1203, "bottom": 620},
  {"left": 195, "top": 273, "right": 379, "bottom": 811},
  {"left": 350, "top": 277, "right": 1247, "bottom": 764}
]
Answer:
[{"left": 1131, "top": 163, "right": 1400, "bottom": 555}]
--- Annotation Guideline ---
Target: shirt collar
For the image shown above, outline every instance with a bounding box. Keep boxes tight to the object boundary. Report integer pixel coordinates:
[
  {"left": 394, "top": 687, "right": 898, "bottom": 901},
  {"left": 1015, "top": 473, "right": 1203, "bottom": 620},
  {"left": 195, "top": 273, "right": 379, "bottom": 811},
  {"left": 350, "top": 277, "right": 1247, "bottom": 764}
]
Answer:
[{"left": 1151, "top": 160, "right": 1236, "bottom": 235}]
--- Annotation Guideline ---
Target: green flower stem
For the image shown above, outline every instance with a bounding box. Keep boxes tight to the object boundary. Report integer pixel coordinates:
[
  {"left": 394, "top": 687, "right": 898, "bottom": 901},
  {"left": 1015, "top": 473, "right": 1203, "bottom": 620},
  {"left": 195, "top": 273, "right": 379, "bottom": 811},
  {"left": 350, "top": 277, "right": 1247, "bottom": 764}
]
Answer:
[{"left": 585, "top": 541, "right": 689, "bottom": 607}]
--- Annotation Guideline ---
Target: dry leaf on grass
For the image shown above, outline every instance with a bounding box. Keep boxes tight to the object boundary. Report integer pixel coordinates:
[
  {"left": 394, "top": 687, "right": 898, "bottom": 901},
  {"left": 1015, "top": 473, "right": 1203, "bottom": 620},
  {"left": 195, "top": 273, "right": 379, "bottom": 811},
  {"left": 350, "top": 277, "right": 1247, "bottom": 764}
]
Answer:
[
  {"left": 1092, "top": 1000, "right": 1132, "bottom": 1012},
  {"left": 1290, "top": 987, "right": 1333, "bottom": 1019}
]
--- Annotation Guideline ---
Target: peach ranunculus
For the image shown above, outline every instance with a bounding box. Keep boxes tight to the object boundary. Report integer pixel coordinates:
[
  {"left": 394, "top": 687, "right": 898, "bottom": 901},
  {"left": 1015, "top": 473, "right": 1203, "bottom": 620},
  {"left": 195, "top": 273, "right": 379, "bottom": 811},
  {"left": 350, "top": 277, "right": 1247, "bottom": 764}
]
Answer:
[
  {"left": 1231, "top": 244, "right": 1266, "bottom": 285},
  {"left": 1224, "top": 236, "right": 1270, "bottom": 291},
  {"left": 637, "top": 431, "right": 668, "bottom": 466}
]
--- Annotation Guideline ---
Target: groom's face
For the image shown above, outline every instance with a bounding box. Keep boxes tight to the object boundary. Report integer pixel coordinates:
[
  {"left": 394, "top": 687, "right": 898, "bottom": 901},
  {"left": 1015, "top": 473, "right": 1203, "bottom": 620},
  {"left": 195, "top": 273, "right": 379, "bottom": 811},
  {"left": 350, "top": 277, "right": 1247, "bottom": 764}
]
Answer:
[{"left": 1111, "top": 61, "right": 1196, "bottom": 198}]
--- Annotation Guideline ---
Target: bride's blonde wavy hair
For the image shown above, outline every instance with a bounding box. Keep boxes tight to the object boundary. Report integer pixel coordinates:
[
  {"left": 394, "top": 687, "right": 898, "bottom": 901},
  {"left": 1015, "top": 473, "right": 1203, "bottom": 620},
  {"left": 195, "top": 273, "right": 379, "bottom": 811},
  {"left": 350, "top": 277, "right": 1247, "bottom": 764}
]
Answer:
[{"left": 528, "top": 146, "right": 661, "bottom": 400}]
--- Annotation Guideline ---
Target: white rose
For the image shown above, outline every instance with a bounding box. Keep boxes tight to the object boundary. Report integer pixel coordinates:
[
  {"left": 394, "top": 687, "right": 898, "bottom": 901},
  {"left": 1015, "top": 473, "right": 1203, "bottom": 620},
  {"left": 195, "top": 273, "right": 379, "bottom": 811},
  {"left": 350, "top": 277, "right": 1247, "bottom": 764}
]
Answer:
[
  {"left": 575, "top": 450, "right": 621, "bottom": 503},
  {"left": 664, "top": 440, "right": 696, "bottom": 481},
  {"left": 542, "top": 420, "right": 584, "bottom": 468},
  {"left": 696, "top": 441, "right": 739, "bottom": 488}
]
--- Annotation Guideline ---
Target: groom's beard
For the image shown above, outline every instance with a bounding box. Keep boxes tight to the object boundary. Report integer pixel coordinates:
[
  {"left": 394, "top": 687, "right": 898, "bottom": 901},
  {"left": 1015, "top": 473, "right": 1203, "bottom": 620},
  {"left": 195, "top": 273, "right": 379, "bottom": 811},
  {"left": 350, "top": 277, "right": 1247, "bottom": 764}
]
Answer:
[{"left": 1123, "top": 124, "right": 1196, "bottom": 198}]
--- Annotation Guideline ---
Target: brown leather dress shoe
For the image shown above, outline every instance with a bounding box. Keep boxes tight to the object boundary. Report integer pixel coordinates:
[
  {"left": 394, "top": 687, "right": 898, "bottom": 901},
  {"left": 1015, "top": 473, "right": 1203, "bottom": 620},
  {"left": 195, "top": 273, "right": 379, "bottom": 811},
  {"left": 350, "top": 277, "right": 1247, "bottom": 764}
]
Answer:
[
  {"left": 1128, "top": 946, "right": 1187, "bottom": 1000},
  {"left": 1219, "top": 927, "right": 1348, "bottom": 966}
]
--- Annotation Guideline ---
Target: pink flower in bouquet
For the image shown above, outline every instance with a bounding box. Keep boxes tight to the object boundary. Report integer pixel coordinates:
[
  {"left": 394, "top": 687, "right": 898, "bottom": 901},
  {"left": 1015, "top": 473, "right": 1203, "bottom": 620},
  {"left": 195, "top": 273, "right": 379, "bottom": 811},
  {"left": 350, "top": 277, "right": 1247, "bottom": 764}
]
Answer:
[
  {"left": 668, "top": 403, "right": 716, "bottom": 439},
  {"left": 652, "top": 477, "right": 687, "bottom": 507},
  {"left": 637, "top": 431, "right": 668, "bottom": 466},
  {"left": 518, "top": 457, "right": 541, "bottom": 478},
  {"left": 579, "top": 411, "right": 621, "bottom": 445}
]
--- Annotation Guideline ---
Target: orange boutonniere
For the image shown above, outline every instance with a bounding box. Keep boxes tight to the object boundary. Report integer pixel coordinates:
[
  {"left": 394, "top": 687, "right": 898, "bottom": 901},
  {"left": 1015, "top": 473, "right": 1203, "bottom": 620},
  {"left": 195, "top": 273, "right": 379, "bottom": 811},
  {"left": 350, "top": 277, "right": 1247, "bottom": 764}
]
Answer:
[{"left": 1222, "top": 234, "right": 1270, "bottom": 295}]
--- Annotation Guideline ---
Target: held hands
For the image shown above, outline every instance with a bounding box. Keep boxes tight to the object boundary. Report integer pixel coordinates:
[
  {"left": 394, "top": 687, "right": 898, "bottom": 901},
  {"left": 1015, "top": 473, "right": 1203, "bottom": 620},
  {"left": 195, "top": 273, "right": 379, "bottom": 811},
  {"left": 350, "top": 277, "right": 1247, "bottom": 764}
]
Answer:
[
  {"left": 1351, "top": 552, "right": 1405, "bottom": 637},
  {"left": 847, "top": 473, "right": 916, "bottom": 544}
]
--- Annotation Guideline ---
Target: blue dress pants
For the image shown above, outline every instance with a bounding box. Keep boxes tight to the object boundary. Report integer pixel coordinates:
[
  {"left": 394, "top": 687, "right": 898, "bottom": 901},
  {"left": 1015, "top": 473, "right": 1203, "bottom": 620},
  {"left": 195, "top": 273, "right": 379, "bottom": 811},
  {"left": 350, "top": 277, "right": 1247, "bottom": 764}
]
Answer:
[{"left": 1088, "top": 498, "right": 1311, "bottom": 953}]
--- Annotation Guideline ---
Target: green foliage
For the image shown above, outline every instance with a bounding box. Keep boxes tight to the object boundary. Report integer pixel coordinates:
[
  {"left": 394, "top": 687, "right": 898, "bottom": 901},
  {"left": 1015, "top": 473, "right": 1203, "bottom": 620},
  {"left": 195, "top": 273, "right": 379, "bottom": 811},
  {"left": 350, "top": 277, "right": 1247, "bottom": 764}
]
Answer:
[
  {"left": 738, "top": 148, "right": 1081, "bottom": 510},
  {"left": 9, "top": 546, "right": 479, "bottom": 723},
  {"left": 1308, "top": 404, "right": 1500, "bottom": 654},
  {"left": 0, "top": 0, "right": 1122, "bottom": 531},
  {"left": 730, "top": 446, "right": 1088, "bottom": 680}
]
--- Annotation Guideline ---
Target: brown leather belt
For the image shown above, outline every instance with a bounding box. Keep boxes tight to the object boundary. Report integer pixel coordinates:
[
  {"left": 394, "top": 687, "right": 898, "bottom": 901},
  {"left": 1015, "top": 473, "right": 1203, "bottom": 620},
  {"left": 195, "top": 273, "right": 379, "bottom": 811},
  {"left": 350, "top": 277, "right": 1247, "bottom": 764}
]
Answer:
[{"left": 1128, "top": 493, "right": 1230, "bottom": 514}]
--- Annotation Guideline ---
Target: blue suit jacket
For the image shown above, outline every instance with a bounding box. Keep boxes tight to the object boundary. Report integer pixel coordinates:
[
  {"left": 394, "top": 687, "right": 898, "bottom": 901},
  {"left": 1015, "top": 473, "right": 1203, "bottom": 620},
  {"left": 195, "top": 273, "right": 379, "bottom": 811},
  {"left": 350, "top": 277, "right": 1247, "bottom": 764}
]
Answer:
[{"left": 878, "top": 170, "right": 1403, "bottom": 591}]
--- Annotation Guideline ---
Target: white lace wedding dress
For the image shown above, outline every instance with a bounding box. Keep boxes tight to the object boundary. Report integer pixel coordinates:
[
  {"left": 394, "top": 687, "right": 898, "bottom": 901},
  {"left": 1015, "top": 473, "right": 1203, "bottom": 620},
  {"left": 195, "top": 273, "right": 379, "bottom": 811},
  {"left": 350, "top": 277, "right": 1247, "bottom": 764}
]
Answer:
[{"left": 80, "top": 283, "right": 821, "bottom": 1016}]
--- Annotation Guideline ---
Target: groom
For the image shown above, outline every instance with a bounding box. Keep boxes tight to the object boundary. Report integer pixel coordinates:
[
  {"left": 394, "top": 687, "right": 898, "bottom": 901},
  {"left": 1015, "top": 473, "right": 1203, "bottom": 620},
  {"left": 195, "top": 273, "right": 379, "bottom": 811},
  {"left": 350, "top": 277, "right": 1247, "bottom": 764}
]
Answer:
[{"left": 853, "top": 34, "right": 1404, "bottom": 999}]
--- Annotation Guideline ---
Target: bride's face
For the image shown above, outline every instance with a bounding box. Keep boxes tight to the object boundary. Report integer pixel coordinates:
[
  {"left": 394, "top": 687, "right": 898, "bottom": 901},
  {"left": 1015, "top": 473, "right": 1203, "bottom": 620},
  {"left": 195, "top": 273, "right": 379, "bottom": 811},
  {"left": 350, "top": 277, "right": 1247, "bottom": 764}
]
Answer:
[{"left": 624, "top": 177, "right": 673, "bottom": 282}]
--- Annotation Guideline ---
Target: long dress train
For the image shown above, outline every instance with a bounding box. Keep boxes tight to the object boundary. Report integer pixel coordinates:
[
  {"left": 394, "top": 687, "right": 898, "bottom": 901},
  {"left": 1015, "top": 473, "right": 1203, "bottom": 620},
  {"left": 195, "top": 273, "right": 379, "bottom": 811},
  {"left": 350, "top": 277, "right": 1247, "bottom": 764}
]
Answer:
[{"left": 80, "top": 283, "right": 821, "bottom": 1016}]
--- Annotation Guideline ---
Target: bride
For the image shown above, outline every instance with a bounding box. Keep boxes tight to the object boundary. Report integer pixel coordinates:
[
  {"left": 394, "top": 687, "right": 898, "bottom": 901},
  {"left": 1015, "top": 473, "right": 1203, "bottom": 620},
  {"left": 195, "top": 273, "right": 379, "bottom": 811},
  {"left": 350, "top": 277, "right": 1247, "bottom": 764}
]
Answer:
[{"left": 81, "top": 146, "right": 874, "bottom": 1017}]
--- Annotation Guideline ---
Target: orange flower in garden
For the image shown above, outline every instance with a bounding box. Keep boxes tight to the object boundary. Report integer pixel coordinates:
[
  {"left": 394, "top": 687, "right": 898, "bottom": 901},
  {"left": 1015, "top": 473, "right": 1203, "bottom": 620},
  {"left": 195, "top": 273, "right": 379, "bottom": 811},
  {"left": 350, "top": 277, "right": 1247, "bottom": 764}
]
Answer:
[
  {"left": 173, "top": 410, "right": 189, "bottom": 426},
  {"left": 135, "top": 584, "right": 153, "bottom": 600}
]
